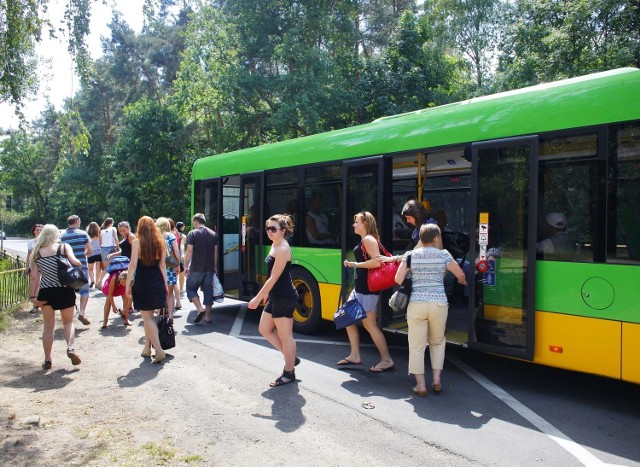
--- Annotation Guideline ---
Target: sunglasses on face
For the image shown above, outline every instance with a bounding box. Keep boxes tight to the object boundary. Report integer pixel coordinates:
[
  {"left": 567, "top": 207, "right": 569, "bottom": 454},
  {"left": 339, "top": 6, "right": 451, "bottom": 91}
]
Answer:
[{"left": 265, "top": 226, "right": 281, "bottom": 233}]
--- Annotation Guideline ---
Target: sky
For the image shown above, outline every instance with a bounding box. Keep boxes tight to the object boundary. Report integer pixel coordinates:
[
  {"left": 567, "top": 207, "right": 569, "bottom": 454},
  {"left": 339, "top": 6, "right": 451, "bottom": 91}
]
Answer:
[{"left": 0, "top": 0, "right": 145, "bottom": 129}]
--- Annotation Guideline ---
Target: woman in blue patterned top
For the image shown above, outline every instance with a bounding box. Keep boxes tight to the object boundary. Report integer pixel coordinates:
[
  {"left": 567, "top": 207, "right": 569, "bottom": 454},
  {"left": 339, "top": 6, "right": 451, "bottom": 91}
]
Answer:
[{"left": 395, "top": 223, "right": 466, "bottom": 397}]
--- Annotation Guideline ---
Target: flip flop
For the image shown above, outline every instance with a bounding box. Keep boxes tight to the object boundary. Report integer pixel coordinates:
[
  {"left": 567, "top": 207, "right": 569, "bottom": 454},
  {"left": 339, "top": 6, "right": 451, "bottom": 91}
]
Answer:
[
  {"left": 412, "top": 386, "right": 428, "bottom": 397},
  {"left": 194, "top": 311, "right": 205, "bottom": 323},
  {"left": 337, "top": 358, "right": 362, "bottom": 366},
  {"left": 369, "top": 365, "right": 395, "bottom": 373}
]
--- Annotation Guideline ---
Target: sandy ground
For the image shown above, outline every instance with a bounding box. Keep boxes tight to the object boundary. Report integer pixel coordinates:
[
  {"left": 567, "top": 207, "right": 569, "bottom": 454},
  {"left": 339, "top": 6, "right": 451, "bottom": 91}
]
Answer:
[
  {"left": 0, "top": 298, "right": 226, "bottom": 466},
  {"left": 0, "top": 292, "right": 468, "bottom": 467}
]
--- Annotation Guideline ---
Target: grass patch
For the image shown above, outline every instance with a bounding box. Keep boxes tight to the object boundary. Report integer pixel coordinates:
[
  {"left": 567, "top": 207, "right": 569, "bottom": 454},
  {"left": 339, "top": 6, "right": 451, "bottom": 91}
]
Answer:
[
  {"left": 0, "top": 303, "right": 23, "bottom": 332},
  {"left": 182, "top": 454, "right": 204, "bottom": 463},
  {"left": 142, "top": 442, "right": 176, "bottom": 464}
]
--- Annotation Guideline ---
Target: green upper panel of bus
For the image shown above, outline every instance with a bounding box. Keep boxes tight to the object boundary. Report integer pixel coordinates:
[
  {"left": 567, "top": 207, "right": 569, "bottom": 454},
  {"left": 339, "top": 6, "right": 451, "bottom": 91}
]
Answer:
[{"left": 193, "top": 67, "right": 640, "bottom": 179}]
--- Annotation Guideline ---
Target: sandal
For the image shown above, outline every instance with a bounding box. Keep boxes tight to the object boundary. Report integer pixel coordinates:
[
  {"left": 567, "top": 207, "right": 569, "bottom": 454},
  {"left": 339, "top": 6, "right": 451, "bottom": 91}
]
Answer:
[
  {"left": 42, "top": 360, "right": 52, "bottom": 370},
  {"left": 432, "top": 383, "right": 442, "bottom": 394},
  {"left": 67, "top": 349, "right": 81, "bottom": 366},
  {"left": 270, "top": 369, "right": 295, "bottom": 387}
]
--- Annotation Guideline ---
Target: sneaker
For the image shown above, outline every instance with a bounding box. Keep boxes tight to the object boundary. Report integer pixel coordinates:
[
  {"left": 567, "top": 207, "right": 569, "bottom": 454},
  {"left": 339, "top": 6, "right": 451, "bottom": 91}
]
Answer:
[
  {"left": 77, "top": 315, "right": 91, "bottom": 325},
  {"left": 213, "top": 295, "right": 224, "bottom": 303}
]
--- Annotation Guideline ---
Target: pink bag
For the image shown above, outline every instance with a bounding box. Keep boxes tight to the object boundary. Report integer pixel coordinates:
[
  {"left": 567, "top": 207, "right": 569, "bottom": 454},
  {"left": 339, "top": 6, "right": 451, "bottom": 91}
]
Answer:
[
  {"left": 362, "top": 242, "right": 399, "bottom": 292},
  {"left": 102, "top": 272, "right": 126, "bottom": 297}
]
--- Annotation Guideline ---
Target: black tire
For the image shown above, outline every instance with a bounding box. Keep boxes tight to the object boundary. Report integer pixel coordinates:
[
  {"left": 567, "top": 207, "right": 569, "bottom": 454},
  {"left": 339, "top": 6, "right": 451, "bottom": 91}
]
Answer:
[{"left": 291, "top": 268, "right": 322, "bottom": 334}]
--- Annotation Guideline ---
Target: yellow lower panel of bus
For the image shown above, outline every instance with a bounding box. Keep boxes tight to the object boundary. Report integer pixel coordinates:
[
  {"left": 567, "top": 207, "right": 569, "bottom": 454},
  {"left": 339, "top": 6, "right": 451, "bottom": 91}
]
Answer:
[
  {"left": 622, "top": 322, "right": 640, "bottom": 384},
  {"left": 320, "top": 283, "right": 342, "bottom": 322},
  {"left": 534, "top": 311, "right": 620, "bottom": 379},
  {"left": 484, "top": 304, "right": 523, "bottom": 324}
]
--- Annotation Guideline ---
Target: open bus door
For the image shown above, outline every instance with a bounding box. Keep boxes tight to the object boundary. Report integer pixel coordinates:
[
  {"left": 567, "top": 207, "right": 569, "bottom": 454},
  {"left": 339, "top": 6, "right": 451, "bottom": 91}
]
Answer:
[
  {"left": 218, "top": 173, "right": 265, "bottom": 300},
  {"left": 469, "top": 136, "right": 539, "bottom": 360},
  {"left": 341, "top": 156, "right": 385, "bottom": 303}
]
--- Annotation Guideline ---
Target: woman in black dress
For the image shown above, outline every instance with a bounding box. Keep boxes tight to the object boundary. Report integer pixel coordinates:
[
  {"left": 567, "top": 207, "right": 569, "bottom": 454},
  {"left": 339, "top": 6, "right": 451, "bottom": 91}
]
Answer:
[
  {"left": 126, "top": 216, "right": 168, "bottom": 363},
  {"left": 248, "top": 214, "right": 300, "bottom": 387}
]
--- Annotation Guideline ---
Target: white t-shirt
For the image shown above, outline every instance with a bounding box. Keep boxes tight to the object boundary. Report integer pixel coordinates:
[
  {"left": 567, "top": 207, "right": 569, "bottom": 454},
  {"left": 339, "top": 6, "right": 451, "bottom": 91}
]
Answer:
[{"left": 100, "top": 226, "right": 118, "bottom": 247}]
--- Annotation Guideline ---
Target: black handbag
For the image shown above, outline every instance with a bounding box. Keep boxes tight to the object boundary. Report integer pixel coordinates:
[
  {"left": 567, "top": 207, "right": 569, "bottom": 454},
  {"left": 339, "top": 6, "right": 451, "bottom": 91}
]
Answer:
[
  {"left": 56, "top": 244, "right": 88, "bottom": 289},
  {"left": 156, "top": 308, "right": 175, "bottom": 350}
]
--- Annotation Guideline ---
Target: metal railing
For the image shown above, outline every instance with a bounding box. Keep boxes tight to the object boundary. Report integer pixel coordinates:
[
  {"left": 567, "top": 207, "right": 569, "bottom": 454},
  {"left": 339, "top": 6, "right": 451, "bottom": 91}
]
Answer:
[{"left": 0, "top": 251, "right": 28, "bottom": 310}]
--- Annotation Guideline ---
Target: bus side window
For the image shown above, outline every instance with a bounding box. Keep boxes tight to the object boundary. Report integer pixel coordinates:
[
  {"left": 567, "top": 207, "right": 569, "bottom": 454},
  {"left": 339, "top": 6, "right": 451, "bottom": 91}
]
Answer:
[
  {"left": 609, "top": 124, "right": 640, "bottom": 263},
  {"left": 538, "top": 133, "right": 604, "bottom": 262}
]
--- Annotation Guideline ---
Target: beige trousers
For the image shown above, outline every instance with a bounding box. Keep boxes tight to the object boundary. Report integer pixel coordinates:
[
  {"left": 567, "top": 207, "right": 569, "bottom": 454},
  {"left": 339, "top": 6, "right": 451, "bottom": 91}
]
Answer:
[{"left": 407, "top": 301, "right": 448, "bottom": 375}]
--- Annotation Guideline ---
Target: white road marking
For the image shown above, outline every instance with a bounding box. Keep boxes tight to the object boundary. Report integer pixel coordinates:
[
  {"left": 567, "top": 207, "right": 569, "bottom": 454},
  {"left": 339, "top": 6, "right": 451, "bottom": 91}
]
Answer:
[{"left": 448, "top": 355, "right": 616, "bottom": 467}]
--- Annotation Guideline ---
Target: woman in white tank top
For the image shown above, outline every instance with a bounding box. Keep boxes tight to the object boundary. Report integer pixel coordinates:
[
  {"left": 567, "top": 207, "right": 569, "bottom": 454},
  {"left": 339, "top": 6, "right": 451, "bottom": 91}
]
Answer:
[{"left": 98, "top": 217, "right": 120, "bottom": 287}]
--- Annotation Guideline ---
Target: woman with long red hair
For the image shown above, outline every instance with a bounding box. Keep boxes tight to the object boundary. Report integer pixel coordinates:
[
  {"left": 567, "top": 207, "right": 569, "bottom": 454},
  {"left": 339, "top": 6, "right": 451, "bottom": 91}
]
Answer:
[{"left": 125, "top": 216, "right": 169, "bottom": 363}]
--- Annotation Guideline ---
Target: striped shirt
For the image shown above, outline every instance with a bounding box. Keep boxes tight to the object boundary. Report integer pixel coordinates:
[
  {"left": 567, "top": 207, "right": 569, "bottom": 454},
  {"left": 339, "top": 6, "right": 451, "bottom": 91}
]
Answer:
[
  {"left": 406, "top": 246, "right": 453, "bottom": 304},
  {"left": 61, "top": 228, "right": 90, "bottom": 269},
  {"left": 35, "top": 253, "right": 63, "bottom": 288}
]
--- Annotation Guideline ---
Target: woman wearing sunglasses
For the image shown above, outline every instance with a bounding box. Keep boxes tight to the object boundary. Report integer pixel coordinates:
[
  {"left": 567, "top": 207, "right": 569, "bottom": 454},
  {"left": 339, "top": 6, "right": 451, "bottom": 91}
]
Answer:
[{"left": 248, "top": 214, "right": 300, "bottom": 387}]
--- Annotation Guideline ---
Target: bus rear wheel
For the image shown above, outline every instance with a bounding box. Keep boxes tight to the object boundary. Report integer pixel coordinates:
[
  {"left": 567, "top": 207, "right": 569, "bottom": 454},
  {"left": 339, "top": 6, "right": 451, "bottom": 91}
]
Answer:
[{"left": 291, "top": 268, "right": 321, "bottom": 335}]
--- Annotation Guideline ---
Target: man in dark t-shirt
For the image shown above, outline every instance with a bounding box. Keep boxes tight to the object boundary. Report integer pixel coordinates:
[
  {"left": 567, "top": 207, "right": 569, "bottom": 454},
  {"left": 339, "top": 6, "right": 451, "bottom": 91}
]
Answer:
[{"left": 183, "top": 213, "right": 219, "bottom": 324}]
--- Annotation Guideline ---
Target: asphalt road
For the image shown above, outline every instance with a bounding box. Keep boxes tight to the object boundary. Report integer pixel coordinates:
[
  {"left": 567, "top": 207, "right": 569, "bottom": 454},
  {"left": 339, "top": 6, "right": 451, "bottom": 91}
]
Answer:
[
  {"left": 4, "top": 238, "right": 639, "bottom": 465},
  {"left": 180, "top": 301, "right": 639, "bottom": 467}
]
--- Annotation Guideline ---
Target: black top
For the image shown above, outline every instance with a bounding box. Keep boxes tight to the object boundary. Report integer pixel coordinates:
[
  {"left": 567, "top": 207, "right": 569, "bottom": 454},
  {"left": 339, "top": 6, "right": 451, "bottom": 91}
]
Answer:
[
  {"left": 119, "top": 235, "right": 132, "bottom": 259},
  {"left": 265, "top": 255, "right": 298, "bottom": 301},
  {"left": 353, "top": 241, "right": 378, "bottom": 295},
  {"left": 185, "top": 226, "right": 218, "bottom": 272}
]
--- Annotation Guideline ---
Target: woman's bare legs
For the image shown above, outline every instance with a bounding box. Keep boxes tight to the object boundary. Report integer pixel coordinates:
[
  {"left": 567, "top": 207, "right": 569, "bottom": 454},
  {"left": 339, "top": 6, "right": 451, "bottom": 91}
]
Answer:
[
  {"left": 361, "top": 311, "right": 394, "bottom": 370},
  {"left": 140, "top": 310, "right": 165, "bottom": 362},
  {"left": 41, "top": 306, "right": 56, "bottom": 362},
  {"left": 339, "top": 324, "right": 362, "bottom": 364}
]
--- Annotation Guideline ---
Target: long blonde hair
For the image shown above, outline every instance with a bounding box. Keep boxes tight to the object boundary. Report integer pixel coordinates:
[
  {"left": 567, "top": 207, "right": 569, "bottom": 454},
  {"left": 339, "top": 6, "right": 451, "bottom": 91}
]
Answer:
[
  {"left": 156, "top": 217, "right": 171, "bottom": 234},
  {"left": 30, "top": 224, "right": 60, "bottom": 267}
]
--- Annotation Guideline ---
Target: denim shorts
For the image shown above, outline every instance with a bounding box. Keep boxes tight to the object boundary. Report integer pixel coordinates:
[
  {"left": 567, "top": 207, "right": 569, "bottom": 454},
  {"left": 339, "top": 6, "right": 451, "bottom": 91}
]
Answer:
[
  {"left": 186, "top": 271, "right": 214, "bottom": 306},
  {"left": 101, "top": 246, "right": 117, "bottom": 262},
  {"left": 77, "top": 268, "right": 90, "bottom": 296},
  {"left": 348, "top": 289, "right": 379, "bottom": 312}
]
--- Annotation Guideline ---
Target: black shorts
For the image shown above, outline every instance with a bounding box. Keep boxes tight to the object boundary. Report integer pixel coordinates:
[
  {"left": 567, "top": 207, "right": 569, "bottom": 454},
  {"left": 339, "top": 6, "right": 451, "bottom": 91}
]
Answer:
[
  {"left": 87, "top": 254, "right": 102, "bottom": 264},
  {"left": 263, "top": 297, "right": 298, "bottom": 319},
  {"left": 37, "top": 287, "right": 76, "bottom": 310}
]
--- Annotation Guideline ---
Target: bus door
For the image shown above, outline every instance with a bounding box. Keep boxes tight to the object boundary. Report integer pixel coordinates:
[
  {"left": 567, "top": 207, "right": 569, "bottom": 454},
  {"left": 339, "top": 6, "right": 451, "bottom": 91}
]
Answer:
[
  {"left": 469, "top": 136, "right": 538, "bottom": 360},
  {"left": 238, "top": 173, "right": 264, "bottom": 300},
  {"left": 220, "top": 175, "right": 241, "bottom": 298},
  {"left": 341, "top": 156, "right": 386, "bottom": 301}
]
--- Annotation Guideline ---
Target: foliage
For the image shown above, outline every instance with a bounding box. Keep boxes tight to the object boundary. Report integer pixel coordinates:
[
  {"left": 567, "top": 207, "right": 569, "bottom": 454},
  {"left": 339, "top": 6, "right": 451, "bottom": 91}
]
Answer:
[
  {"left": 0, "top": 0, "right": 94, "bottom": 114},
  {"left": 356, "top": 10, "right": 469, "bottom": 121},
  {"left": 495, "top": 0, "right": 640, "bottom": 89},
  {"left": 109, "top": 97, "right": 196, "bottom": 223},
  {"left": 0, "top": 131, "right": 56, "bottom": 221},
  {"left": 424, "top": 0, "right": 510, "bottom": 92},
  {"left": 175, "top": 0, "right": 362, "bottom": 151}
]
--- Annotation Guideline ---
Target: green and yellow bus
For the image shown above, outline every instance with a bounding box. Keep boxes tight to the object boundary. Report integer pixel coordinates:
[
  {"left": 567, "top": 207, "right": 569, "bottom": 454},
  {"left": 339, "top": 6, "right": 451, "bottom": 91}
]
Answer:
[{"left": 192, "top": 67, "right": 640, "bottom": 383}]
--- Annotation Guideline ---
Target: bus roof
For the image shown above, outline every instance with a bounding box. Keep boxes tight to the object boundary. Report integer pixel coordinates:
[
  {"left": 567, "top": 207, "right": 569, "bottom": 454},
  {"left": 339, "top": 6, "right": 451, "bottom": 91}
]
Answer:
[{"left": 193, "top": 67, "right": 640, "bottom": 179}]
